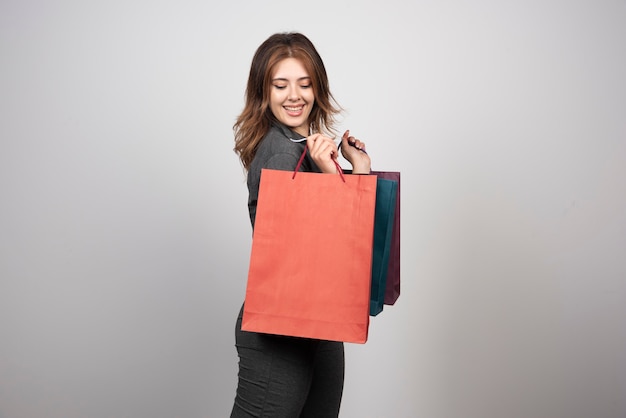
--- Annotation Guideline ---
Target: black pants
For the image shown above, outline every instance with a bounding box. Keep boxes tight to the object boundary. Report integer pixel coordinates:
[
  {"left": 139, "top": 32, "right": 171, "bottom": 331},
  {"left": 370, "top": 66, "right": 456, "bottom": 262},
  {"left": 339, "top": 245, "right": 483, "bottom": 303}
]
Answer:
[{"left": 230, "top": 305, "right": 345, "bottom": 417}]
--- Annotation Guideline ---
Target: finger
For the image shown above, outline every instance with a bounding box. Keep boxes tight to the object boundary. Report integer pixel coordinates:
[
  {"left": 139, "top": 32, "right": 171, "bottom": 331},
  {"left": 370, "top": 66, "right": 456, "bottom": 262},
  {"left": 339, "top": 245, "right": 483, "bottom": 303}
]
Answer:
[
  {"left": 321, "top": 139, "right": 338, "bottom": 158},
  {"left": 306, "top": 133, "right": 321, "bottom": 144},
  {"left": 306, "top": 134, "right": 323, "bottom": 153},
  {"left": 347, "top": 137, "right": 367, "bottom": 154},
  {"left": 308, "top": 135, "right": 336, "bottom": 158}
]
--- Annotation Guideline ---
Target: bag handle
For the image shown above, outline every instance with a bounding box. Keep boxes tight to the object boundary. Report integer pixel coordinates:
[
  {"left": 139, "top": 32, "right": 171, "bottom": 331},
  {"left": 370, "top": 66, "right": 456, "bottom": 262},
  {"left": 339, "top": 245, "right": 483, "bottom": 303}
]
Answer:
[{"left": 292, "top": 145, "right": 345, "bottom": 182}]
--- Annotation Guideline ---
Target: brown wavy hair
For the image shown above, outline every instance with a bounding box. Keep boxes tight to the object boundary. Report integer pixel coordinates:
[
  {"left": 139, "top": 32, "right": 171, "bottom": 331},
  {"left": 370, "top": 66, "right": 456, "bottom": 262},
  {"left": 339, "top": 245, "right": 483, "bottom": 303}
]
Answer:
[{"left": 233, "top": 32, "right": 341, "bottom": 170}]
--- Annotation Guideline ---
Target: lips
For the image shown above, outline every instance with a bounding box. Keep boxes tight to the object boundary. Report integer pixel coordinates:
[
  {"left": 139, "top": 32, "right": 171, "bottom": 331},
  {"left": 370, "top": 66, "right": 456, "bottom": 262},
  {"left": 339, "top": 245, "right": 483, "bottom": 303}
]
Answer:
[{"left": 284, "top": 105, "right": 304, "bottom": 116}]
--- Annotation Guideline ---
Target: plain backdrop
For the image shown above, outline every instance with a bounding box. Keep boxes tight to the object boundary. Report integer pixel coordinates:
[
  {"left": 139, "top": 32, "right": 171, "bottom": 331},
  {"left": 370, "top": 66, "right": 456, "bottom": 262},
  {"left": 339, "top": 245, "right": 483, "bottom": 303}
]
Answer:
[{"left": 1, "top": 1, "right": 625, "bottom": 417}]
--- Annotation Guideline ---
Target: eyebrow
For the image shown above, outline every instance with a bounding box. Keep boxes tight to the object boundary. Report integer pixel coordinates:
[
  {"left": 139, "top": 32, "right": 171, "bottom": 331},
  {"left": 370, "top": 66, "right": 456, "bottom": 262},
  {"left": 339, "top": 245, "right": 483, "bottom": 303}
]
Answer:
[{"left": 271, "top": 76, "right": 312, "bottom": 82}]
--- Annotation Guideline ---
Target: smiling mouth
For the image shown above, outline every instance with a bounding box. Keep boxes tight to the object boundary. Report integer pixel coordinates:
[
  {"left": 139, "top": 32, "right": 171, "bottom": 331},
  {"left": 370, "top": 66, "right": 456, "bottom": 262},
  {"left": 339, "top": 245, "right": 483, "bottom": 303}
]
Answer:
[{"left": 284, "top": 105, "right": 304, "bottom": 116}]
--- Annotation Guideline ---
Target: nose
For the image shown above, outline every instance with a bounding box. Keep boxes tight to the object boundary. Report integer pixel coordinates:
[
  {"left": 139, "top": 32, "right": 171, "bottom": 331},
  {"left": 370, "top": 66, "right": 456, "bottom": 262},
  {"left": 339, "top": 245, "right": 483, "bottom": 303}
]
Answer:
[{"left": 287, "top": 85, "right": 300, "bottom": 101}]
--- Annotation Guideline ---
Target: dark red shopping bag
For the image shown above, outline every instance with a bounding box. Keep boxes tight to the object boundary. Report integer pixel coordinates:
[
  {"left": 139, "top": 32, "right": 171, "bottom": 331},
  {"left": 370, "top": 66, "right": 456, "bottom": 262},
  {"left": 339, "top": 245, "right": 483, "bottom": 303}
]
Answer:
[{"left": 242, "top": 150, "right": 377, "bottom": 343}]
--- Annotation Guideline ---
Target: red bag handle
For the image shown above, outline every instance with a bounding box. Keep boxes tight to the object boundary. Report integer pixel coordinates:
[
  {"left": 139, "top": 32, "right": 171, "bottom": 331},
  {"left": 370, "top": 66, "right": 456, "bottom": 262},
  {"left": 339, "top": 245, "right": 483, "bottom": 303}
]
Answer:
[{"left": 292, "top": 145, "right": 345, "bottom": 182}]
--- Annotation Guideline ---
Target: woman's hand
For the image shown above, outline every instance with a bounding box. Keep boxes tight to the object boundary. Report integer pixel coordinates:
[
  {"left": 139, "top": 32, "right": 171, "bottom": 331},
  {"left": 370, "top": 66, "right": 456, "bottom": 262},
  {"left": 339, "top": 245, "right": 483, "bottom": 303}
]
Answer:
[
  {"left": 306, "top": 133, "right": 339, "bottom": 174},
  {"left": 340, "top": 130, "right": 371, "bottom": 174}
]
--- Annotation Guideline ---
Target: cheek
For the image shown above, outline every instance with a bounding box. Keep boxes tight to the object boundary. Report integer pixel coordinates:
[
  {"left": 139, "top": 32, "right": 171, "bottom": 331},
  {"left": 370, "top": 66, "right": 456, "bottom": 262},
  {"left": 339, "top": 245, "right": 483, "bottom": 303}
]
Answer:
[{"left": 269, "top": 90, "right": 281, "bottom": 106}]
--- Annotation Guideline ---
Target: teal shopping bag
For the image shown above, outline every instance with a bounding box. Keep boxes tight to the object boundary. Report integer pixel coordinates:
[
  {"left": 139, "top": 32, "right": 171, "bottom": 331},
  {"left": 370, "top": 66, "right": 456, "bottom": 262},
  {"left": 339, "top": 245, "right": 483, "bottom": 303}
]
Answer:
[{"left": 370, "top": 177, "right": 398, "bottom": 316}]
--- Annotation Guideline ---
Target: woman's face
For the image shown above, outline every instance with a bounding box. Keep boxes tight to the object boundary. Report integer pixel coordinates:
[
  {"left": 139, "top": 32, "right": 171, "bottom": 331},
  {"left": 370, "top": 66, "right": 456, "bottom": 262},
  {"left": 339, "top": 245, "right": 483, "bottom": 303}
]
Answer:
[{"left": 269, "top": 57, "right": 315, "bottom": 137}]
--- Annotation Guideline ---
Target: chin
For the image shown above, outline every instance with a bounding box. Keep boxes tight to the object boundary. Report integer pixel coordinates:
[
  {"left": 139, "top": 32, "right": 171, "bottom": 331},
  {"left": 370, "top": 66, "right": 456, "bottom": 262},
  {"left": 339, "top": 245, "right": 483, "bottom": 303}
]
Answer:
[{"left": 282, "top": 120, "right": 306, "bottom": 132}]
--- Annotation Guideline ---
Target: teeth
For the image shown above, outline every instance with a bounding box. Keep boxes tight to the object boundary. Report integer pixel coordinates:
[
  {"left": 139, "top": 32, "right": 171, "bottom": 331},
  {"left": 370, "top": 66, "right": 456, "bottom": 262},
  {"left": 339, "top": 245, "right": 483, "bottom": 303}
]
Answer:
[{"left": 285, "top": 106, "right": 303, "bottom": 111}]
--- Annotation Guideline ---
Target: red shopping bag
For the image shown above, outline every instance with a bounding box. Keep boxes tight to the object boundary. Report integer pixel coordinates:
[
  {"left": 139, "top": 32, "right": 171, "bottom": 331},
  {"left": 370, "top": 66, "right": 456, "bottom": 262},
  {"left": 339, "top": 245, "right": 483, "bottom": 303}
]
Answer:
[{"left": 242, "top": 149, "right": 377, "bottom": 343}]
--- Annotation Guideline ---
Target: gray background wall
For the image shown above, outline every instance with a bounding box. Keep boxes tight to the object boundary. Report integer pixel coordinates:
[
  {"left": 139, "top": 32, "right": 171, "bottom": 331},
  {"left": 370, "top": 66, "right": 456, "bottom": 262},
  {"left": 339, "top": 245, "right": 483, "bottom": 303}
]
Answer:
[{"left": 1, "top": 1, "right": 625, "bottom": 417}]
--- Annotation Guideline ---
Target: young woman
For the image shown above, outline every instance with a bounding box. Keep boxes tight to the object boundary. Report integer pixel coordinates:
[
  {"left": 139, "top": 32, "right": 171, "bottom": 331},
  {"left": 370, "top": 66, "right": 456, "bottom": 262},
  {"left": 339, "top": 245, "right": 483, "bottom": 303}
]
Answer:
[{"left": 231, "top": 32, "right": 371, "bottom": 418}]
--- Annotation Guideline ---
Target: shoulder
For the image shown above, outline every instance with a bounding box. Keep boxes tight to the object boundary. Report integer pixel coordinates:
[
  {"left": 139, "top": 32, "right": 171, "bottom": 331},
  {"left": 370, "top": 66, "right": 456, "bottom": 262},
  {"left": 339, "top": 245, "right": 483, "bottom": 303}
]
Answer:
[{"left": 252, "top": 124, "right": 305, "bottom": 171}]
